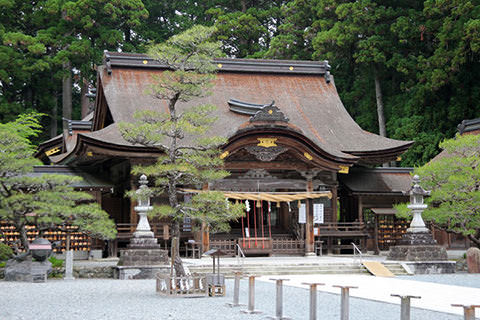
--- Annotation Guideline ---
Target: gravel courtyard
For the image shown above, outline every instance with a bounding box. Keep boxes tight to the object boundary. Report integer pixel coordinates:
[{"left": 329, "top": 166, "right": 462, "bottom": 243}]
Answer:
[{"left": 0, "top": 276, "right": 476, "bottom": 320}]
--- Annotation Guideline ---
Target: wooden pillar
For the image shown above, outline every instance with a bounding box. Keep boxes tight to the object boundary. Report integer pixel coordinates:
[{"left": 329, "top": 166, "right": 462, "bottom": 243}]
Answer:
[
  {"left": 331, "top": 186, "right": 338, "bottom": 223},
  {"left": 201, "top": 184, "right": 210, "bottom": 252},
  {"left": 358, "top": 196, "right": 363, "bottom": 223},
  {"left": 305, "top": 179, "right": 315, "bottom": 255}
]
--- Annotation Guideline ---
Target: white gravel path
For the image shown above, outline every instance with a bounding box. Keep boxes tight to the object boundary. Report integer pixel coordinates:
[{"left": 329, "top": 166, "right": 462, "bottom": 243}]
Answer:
[{"left": 0, "top": 276, "right": 473, "bottom": 320}]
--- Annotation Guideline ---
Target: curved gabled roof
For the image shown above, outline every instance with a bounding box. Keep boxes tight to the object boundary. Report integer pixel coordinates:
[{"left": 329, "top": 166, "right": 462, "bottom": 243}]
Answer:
[{"left": 50, "top": 52, "right": 412, "bottom": 166}]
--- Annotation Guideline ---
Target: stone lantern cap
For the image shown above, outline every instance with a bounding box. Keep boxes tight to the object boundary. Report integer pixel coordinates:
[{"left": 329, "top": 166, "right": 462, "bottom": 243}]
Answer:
[{"left": 404, "top": 175, "right": 431, "bottom": 205}]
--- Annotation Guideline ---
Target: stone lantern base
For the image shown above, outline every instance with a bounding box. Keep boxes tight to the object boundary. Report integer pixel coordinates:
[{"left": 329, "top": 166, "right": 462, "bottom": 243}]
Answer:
[
  {"left": 388, "top": 231, "right": 448, "bottom": 261},
  {"left": 387, "top": 231, "right": 455, "bottom": 274},
  {"left": 117, "top": 235, "right": 169, "bottom": 280}
]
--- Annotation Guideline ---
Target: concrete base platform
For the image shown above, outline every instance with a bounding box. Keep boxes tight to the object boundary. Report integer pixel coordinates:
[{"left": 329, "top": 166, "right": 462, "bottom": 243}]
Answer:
[
  {"left": 402, "top": 261, "right": 456, "bottom": 274},
  {"left": 115, "top": 265, "right": 170, "bottom": 280}
]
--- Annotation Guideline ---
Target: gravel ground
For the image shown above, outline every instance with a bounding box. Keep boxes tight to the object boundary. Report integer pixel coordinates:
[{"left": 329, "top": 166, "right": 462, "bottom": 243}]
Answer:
[{"left": 0, "top": 278, "right": 467, "bottom": 320}]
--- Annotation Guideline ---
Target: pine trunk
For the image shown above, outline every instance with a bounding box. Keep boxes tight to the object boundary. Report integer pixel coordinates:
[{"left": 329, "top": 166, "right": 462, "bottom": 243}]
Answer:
[
  {"left": 50, "top": 89, "right": 58, "bottom": 138},
  {"left": 80, "top": 77, "right": 90, "bottom": 119},
  {"left": 374, "top": 67, "right": 389, "bottom": 167},
  {"left": 62, "top": 61, "right": 72, "bottom": 122},
  {"left": 374, "top": 67, "right": 387, "bottom": 138}
]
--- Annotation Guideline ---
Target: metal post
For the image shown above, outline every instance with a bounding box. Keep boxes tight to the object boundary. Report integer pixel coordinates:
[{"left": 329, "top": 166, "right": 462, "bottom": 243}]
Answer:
[
  {"left": 302, "top": 282, "right": 325, "bottom": 320},
  {"left": 241, "top": 275, "right": 262, "bottom": 314},
  {"left": 333, "top": 285, "right": 358, "bottom": 320},
  {"left": 391, "top": 294, "right": 421, "bottom": 320},
  {"left": 226, "top": 272, "right": 245, "bottom": 307},
  {"left": 266, "top": 278, "right": 291, "bottom": 320},
  {"left": 451, "top": 304, "right": 480, "bottom": 320}
]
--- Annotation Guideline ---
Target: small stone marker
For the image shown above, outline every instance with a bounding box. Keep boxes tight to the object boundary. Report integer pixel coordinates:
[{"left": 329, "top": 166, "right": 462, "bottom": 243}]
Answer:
[
  {"left": 466, "top": 247, "right": 480, "bottom": 273},
  {"left": 64, "top": 250, "right": 75, "bottom": 280},
  {"left": 391, "top": 294, "right": 421, "bottom": 320},
  {"left": 451, "top": 304, "right": 480, "bottom": 320},
  {"left": 302, "top": 282, "right": 325, "bottom": 320},
  {"left": 333, "top": 285, "right": 358, "bottom": 320},
  {"left": 240, "top": 275, "right": 262, "bottom": 314},
  {"left": 266, "top": 278, "right": 291, "bottom": 320}
]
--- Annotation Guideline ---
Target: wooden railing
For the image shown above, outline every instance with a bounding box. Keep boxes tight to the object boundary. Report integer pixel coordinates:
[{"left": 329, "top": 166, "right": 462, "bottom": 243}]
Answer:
[
  {"left": 156, "top": 274, "right": 208, "bottom": 297},
  {"left": 115, "top": 222, "right": 194, "bottom": 240},
  {"left": 272, "top": 238, "right": 305, "bottom": 255},
  {"left": 316, "top": 222, "right": 367, "bottom": 236},
  {"left": 210, "top": 239, "right": 236, "bottom": 256}
]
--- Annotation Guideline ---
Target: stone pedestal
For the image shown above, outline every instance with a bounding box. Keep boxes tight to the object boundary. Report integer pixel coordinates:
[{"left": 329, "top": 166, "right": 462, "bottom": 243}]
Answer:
[
  {"left": 5, "top": 257, "right": 52, "bottom": 282},
  {"left": 117, "top": 236, "right": 169, "bottom": 279},
  {"left": 388, "top": 232, "right": 448, "bottom": 261}
]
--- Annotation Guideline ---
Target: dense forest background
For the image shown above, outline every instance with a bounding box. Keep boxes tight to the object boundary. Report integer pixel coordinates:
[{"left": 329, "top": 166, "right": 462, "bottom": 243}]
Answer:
[{"left": 1, "top": 0, "right": 479, "bottom": 166}]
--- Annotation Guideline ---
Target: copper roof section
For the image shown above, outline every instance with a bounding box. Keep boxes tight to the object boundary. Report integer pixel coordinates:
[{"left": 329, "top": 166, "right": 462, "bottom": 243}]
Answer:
[{"left": 50, "top": 52, "right": 413, "bottom": 165}]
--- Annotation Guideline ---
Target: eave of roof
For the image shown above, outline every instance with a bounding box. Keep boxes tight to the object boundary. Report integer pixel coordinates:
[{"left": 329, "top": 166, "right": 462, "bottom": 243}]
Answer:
[
  {"left": 30, "top": 165, "right": 114, "bottom": 190},
  {"left": 339, "top": 167, "right": 413, "bottom": 194},
  {"left": 104, "top": 52, "right": 331, "bottom": 77},
  {"left": 458, "top": 117, "right": 480, "bottom": 134}
]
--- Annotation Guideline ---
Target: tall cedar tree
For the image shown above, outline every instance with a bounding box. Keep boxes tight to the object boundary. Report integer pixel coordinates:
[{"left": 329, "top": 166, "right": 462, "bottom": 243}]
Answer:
[
  {"left": 0, "top": 114, "right": 116, "bottom": 255},
  {"left": 396, "top": 134, "right": 480, "bottom": 248},
  {"left": 119, "top": 26, "right": 244, "bottom": 256}
]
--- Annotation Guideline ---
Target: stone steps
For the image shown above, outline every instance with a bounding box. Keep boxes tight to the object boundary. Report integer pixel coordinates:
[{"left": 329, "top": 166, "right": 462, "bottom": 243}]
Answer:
[
  {"left": 186, "top": 262, "right": 410, "bottom": 277},
  {"left": 187, "top": 263, "right": 368, "bottom": 277}
]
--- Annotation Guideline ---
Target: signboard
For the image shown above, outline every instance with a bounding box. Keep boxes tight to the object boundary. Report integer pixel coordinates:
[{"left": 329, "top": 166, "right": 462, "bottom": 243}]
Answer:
[
  {"left": 313, "top": 203, "right": 324, "bottom": 224},
  {"left": 298, "top": 203, "right": 306, "bottom": 224},
  {"left": 245, "top": 227, "right": 250, "bottom": 238}
]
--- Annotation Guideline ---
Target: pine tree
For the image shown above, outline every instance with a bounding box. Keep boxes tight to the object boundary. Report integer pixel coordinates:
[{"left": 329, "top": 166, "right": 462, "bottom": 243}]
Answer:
[
  {"left": 0, "top": 114, "right": 116, "bottom": 255},
  {"left": 119, "top": 26, "right": 244, "bottom": 257}
]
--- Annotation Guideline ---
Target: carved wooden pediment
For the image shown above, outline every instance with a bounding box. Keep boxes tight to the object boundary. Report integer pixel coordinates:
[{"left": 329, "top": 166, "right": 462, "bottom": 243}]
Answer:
[{"left": 244, "top": 145, "right": 288, "bottom": 162}]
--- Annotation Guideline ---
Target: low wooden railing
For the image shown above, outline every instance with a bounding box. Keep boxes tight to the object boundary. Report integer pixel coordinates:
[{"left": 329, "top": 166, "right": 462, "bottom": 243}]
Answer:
[
  {"left": 210, "top": 239, "right": 236, "bottom": 256},
  {"left": 272, "top": 238, "right": 305, "bottom": 255},
  {"left": 316, "top": 222, "right": 367, "bottom": 236},
  {"left": 156, "top": 273, "right": 208, "bottom": 297},
  {"left": 116, "top": 222, "right": 194, "bottom": 240}
]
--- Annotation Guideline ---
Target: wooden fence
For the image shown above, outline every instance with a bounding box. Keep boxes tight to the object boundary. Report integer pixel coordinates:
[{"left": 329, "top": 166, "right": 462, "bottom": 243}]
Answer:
[
  {"left": 209, "top": 239, "right": 237, "bottom": 256},
  {"left": 272, "top": 238, "right": 305, "bottom": 255},
  {"left": 156, "top": 274, "right": 208, "bottom": 297}
]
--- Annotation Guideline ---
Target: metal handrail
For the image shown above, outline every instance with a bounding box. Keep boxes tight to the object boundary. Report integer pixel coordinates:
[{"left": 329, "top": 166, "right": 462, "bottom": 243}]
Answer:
[
  {"left": 236, "top": 243, "right": 245, "bottom": 269},
  {"left": 351, "top": 242, "right": 363, "bottom": 264}
]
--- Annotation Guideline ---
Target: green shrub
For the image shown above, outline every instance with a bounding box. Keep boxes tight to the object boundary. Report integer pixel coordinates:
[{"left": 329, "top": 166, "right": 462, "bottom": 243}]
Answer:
[
  {"left": 48, "top": 256, "right": 64, "bottom": 268},
  {"left": 0, "top": 243, "right": 13, "bottom": 261},
  {"left": 0, "top": 261, "right": 5, "bottom": 268}
]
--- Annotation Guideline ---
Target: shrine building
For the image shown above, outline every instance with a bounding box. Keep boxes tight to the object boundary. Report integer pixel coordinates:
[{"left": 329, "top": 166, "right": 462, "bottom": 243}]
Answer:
[{"left": 35, "top": 52, "right": 416, "bottom": 257}]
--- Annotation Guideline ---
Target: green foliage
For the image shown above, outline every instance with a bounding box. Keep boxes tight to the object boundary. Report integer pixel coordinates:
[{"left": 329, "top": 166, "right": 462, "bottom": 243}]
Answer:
[
  {"left": 402, "top": 134, "right": 480, "bottom": 247},
  {"left": 0, "top": 114, "right": 116, "bottom": 254},
  {"left": 0, "top": 243, "right": 13, "bottom": 261},
  {"left": 48, "top": 256, "right": 64, "bottom": 268}
]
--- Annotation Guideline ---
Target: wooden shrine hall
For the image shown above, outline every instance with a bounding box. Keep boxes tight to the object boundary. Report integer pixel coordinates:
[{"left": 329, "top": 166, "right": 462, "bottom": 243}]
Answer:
[{"left": 35, "top": 52, "right": 414, "bottom": 257}]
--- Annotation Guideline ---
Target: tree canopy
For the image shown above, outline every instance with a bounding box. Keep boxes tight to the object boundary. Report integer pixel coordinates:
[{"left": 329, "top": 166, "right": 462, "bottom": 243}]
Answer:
[
  {"left": 1, "top": 0, "right": 479, "bottom": 166},
  {"left": 396, "top": 134, "right": 480, "bottom": 247},
  {"left": 0, "top": 114, "right": 116, "bottom": 254}
]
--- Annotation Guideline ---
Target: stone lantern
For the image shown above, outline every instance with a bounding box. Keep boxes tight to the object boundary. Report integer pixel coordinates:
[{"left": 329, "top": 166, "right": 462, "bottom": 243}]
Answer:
[
  {"left": 133, "top": 175, "right": 154, "bottom": 238},
  {"left": 406, "top": 175, "right": 430, "bottom": 233},
  {"left": 117, "top": 175, "right": 169, "bottom": 279},
  {"left": 387, "top": 175, "right": 452, "bottom": 272}
]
